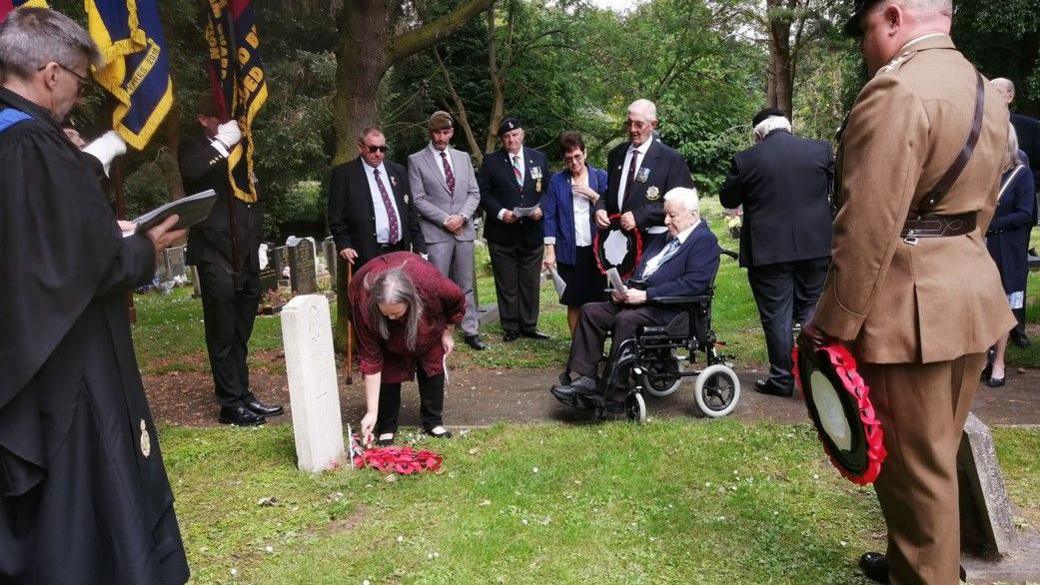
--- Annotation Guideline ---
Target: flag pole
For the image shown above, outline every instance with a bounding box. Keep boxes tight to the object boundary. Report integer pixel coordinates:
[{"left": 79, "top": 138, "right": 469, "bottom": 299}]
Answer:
[{"left": 222, "top": 2, "right": 243, "bottom": 292}]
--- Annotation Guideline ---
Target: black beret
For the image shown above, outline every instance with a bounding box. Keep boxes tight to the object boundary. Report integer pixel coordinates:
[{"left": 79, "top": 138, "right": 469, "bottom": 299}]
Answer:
[
  {"left": 498, "top": 116, "right": 522, "bottom": 137},
  {"left": 843, "top": 0, "right": 883, "bottom": 37},
  {"left": 195, "top": 93, "right": 221, "bottom": 118},
  {"left": 752, "top": 107, "right": 785, "bottom": 127}
]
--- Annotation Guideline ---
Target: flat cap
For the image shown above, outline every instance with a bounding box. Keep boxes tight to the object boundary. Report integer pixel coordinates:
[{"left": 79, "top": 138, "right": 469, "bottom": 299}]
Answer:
[
  {"left": 429, "top": 110, "right": 453, "bottom": 132},
  {"left": 752, "top": 107, "right": 786, "bottom": 127},
  {"left": 498, "top": 116, "right": 522, "bottom": 137},
  {"left": 843, "top": 0, "right": 884, "bottom": 37},
  {"left": 195, "top": 93, "right": 222, "bottom": 118}
]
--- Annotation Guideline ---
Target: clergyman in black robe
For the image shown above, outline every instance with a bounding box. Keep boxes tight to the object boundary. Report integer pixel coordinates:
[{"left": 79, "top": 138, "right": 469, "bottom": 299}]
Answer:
[{"left": 0, "top": 8, "right": 189, "bottom": 584}]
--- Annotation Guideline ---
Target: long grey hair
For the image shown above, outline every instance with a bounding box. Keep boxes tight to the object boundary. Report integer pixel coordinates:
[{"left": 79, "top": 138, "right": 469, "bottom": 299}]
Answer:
[{"left": 365, "top": 265, "right": 424, "bottom": 351}]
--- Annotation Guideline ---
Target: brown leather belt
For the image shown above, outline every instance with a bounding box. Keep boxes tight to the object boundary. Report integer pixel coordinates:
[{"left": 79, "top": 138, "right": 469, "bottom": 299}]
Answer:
[{"left": 900, "top": 212, "right": 976, "bottom": 242}]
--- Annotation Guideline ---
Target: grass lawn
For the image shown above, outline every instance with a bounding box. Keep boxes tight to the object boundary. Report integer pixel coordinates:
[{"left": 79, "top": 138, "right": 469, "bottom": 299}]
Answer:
[{"left": 163, "top": 421, "right": 1039, "bottom": 584}]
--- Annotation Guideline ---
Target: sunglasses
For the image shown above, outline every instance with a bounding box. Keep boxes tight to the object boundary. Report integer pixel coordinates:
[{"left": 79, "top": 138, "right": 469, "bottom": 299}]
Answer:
[
  {"left": 361, "top": 144, "right": 389, "bottom": 153},
  {"left": 38, "top": 62, "right": 93, "bottom": 97}
]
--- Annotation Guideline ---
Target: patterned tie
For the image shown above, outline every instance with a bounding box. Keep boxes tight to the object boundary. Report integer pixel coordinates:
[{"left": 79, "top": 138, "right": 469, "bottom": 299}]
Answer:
[
  {"left": 373, "top": 168, "right": 400, "bottom": 244},
  {"left": 512, "top": 155, "right": 524, "bottom": 187},
  {"left": 644, "top": 238, "right": 681, "bottom": 278},
  {"left": 623, "top": 148, "right": 639, "bottom": 205},
  {"left": 441, "top": 151, "right": 456, "bottom": 193}
]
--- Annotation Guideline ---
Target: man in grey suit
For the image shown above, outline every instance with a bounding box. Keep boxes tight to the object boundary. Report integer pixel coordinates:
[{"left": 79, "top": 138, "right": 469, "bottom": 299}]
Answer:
[{"left": 408, "top": 111, "right": 486, "bottom": 350}]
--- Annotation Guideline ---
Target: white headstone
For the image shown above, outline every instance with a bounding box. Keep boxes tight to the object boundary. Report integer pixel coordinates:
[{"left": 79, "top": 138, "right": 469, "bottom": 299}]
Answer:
[{"left": 281, "top": 295, "right": 346, "bottom": 473}]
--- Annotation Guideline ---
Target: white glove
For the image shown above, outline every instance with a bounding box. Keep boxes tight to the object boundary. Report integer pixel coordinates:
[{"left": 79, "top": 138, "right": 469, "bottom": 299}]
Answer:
[
  {"left": 214, "top": 120, "right": 242, "bottom": 151},
  {"left": 82, "top": 130, "right": 127, "bottom": 177}
]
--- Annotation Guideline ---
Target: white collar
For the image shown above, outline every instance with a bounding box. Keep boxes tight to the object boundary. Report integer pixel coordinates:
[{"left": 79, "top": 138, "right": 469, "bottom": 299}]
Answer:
[
  {"left": 670, "top": 220, "right": 699, "bottom": 245},
  {"left": 507, "top": 146, "right": 524, "bottom": 161},
  {"left": 429, "top": 142, "right": 451, "bottom": 158},
  {"left": 363, "top": 161, "right": 386, "bottom": 176},
  {"left": 629, "top": 136, "right": 654, "bottom": 155}
]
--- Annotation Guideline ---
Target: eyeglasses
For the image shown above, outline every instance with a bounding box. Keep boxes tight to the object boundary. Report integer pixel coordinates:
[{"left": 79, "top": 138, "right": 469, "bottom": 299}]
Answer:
[
  {"left": 362, "top": 144, "right": 389, "bottom": 153},
  {"left": 37, "top": 62, "right": 92, "bottom": 97}
]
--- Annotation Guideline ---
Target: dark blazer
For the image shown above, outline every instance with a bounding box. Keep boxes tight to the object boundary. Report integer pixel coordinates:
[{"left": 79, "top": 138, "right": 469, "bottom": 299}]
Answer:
[
  {"left": 632, "top": 221, "right": 721, "bottom": 300},
  {"left": 720, "top": 129, "right": 834, "bottom": 268},
  {"left": 1012, "top": 113, "right": 1040, "bottom": 200},
  {"left": 327, "top": 157, "right": 426, "bottom": 266},
  {"left": 987, "top": 161, "right": 1036, "bottom": 294},
  {"left": 478, "top": 146, "right": 551, "bottom": 247},
  {"left": 179, "top": 132, "right": 264, "bottom": 271},
  {"left": 598, "top": 138, "right": 694, "bottom": 231},
  {"left": 541, "top": 166, "right": 609, "bottom": 266}
]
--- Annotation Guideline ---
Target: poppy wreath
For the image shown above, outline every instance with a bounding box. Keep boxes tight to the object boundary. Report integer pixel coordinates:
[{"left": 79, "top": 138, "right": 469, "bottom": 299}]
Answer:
[
  {"left": 793, "top": 342, "right": 887, "bottom": 485},
  {"left": 593, "top": 214, "right": 643, "bottom": 280},
  {"left": 353, "top": 446, "right": 443, "bottom": 475}
]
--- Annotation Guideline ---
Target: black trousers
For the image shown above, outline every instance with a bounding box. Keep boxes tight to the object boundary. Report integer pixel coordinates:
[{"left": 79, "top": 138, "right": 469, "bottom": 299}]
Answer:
[
  {"left": 488, "top": 240, "right": 543, "bottom": 333},
  {"left": 747, "top": 257, "right": 829, "bottom": 390},
  {"left": 567, "top": 301, "right": 677, "bottom": 380},
  {"left": 375, "top": 369, "right": 445, "bottom": 434},
  {"left": 197, "top": 260, "right": 261, "bottom": 408}
]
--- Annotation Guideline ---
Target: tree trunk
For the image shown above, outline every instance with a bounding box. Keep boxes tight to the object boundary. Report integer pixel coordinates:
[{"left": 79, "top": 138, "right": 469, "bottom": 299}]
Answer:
[{"left": 765, "top": 0, "right": 794, "bottom": 118}]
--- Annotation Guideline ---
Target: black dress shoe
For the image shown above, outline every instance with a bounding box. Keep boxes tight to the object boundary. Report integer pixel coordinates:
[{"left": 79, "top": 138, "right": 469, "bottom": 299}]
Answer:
[
  {"left": 754, "top": 379, "right": 793, "bottom": 398},
  {"left": 986, "top": 376, "right": 1006, "bottom": 388},
  {"left": 520, "top": 330, "right": 550, "bottom": 340},
  {"left": 219, "top": 405, "right": 266, "bottom": 426},
  {"left": 858, "top": 552, "right": 966, "bottom": 583},
  {"left": 246, "top": 399, "right": 284, "bottom": 416},
  {"left": 1011, "top": 330, "right": 1032, "bottom": 347},
  {"left": 553, "top": 375, "right": 598, "bottom": 398},
  {"left": 503, "top": 330, "right": 521, "bottom": 342},
  {"left": 463, "top": 334, "right": 487, "bottom": 350},
  {"left": 558, "top": 371, "right": 572, "bottom": 386}
]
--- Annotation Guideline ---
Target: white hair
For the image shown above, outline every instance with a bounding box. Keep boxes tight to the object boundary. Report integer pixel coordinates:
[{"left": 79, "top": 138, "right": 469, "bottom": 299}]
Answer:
[
  {"left": 664, "top": 187, "right": 699, "bottom": 213},
  {"left": 991, "top": 78, "right": 1015, "bottom": 103},
  {"left": 753, "top": 115, "right": 792, "bottom": 139},
  {"left": 0, "top": 7, "right": 101, "bottom": 79},
  {"left": 627, "top": 99, "right": 658, "bottom": 123}
]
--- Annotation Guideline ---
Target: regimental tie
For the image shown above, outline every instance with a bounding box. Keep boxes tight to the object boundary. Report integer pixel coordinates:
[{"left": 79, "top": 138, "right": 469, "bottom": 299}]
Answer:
[
  {"left": 441, "top": 151, "right": 456, "bottom": 192},
  {"left": 373, "top": 168, "right": 400, "bottom": 244},
  {"left": 512, "top": 155, "right": 524, "bottom": 187},
  {"left": 644, "top": 237, "right": 681, "bottom": 278},
  {"left": 624, "top": 148, "right": 639, "bottom": 204}
]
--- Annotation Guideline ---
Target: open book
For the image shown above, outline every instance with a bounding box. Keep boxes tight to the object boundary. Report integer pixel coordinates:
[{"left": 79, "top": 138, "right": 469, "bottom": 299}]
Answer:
[{"left": 130, "top": 189, "right": 218, "bottom": 234}]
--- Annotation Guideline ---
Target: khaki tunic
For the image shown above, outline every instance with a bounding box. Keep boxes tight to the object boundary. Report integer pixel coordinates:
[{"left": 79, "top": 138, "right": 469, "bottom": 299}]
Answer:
[{"left": 814, "top": 35, "right": 1016, "bottom": 363}]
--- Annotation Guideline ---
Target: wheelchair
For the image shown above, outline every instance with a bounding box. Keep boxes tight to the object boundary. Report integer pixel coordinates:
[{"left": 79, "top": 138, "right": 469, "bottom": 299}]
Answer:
[{"left": 553, "top": 250, "right": 741, "bottom": 423}]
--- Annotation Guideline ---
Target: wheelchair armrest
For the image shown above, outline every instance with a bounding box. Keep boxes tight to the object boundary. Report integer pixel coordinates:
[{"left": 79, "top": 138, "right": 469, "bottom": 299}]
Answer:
[{"left": 652, "top": 295, "right": 712, "bottom": 306}]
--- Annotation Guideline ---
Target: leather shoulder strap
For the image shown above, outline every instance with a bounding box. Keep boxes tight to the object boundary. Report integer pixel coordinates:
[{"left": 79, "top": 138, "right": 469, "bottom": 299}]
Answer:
[{"left": 917, "top": 71, "right": 985, "bottom": 215}]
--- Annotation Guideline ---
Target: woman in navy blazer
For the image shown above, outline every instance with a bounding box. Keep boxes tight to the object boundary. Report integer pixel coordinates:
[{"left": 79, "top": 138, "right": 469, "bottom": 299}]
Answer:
[
  {"left": 542, "top": 132, "right": 609, "bottom": 332},
  {"left": 985, "top": 138, "right": 1036, "bottom": 387}
]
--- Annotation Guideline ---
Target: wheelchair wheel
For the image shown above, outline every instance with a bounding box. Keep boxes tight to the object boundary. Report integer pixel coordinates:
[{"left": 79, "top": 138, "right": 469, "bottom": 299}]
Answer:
[
  {"left": 641, "top": 353, "right": 683, "bottom": 397},
  {"left": 694, "top": 364, "right": 740, "bottom": 418},
  {"left": 625, "top": 392, "right": 647, "bottom": 423}
]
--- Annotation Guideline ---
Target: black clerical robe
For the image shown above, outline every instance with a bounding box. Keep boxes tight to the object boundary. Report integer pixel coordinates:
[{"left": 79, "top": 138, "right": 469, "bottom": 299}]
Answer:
[{"left": 0, "top": 88, "right": 189, "bottom": 584}]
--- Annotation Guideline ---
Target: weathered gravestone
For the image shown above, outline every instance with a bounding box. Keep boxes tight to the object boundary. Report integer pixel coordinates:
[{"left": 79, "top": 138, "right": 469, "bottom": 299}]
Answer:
[
  {"left": 280, "top": 294, "right": 346, "bottom": 473},
  {"left": 165, "top": 245, "right": 187, "bottom": 282},
  {"left": 259, "top": 243, "right": 278, "bottom": 293},
  {"left": 272, "top": 246, "right": 290, "bottom": 279},
  {"left": 958, "top": 412, "right": 1016, "bottom": 556},
  {"left": 289, "top": 239, "right": 317, "bottom": 294},
  {"left": 323, "top": 237, "right": 338, "bottom": 285}
]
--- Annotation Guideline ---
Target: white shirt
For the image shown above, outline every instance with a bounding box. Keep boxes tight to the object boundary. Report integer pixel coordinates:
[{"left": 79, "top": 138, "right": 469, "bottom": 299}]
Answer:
[
  {"left": 362, "top": 161, "right": 402, "bottom": 244},
  {"left": 617, "top": 136, "right": 653, "bottom": 210},
  {"left": 641, "top": 220, "right": 699, "bottom": 278},
  {"left": 497, "top": 147, "right": 526, "bottom": 221},
  {"left": 428, "top": 142, "right": 454, "bottom": 184},
  {"left": 572, "top": 174, "right": 593, "bottom": 247}
]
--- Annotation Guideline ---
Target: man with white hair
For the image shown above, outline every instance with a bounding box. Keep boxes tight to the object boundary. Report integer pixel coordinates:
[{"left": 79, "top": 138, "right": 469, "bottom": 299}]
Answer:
[
  {"left": 720, "top": 107, "right": 833, "bottom": 398},
  {"left": 991, "top": 77, "right": 1038, "bottom": 347},
  {"left": 806, "top": 0, "right": 1013, "bottom": 582},
  {"left": 595, "top": 99, "right": 694, "bottom": 246},
  {"left": 553, "top": 187, "right": 720, "bottom": 403},
  {"left": 0, "top": 7, "right": 189, "bottom": 584}
]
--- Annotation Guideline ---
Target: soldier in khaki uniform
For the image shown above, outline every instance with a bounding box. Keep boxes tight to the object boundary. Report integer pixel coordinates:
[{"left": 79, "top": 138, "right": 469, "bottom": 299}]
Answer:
[{"left": 805, "top": 1, "right": 1015, "bottom": 583}]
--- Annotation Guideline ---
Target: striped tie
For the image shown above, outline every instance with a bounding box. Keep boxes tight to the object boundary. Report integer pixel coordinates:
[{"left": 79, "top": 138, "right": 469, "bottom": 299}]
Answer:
[{"left": 512, "top": 155, "right": 523, "bottom": 187}]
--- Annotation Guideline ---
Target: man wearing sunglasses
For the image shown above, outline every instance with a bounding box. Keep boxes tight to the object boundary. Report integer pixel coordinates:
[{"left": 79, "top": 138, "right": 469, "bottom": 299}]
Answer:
[
  {"left": 0, "top": 7, "right": 189, "bottom": 584},
  {"left": 327, "top": 127, "right": 426, "bottom": 269}
]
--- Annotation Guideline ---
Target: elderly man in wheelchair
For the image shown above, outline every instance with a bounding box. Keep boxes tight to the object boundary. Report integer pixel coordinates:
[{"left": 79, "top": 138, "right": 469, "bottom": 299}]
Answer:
[{"left": 551, "top": 187, "right": 740, "bottom": 420}]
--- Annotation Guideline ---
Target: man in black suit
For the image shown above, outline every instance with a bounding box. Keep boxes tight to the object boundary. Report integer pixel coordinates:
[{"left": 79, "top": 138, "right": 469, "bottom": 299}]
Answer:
[
  {"left": 179, "top": 96, "right": 282, "bottom": 426},
  {"left": 720, "top": 108, "right": 833, "bottom": 397},
  {"left": 553, "top": 187, "right": 720, "bottom": 401},
  {"left": 594, "top": 99, "right": 694, "bottom": 243},
  {"left": 327, "top": 127, "right": 426, "bottom": 268},
  {"left": 478, "top": 117, "right": 551, "bottom": 341},
  {"left": 992, "top": 78, "right": 1038, "bottom": 347}
]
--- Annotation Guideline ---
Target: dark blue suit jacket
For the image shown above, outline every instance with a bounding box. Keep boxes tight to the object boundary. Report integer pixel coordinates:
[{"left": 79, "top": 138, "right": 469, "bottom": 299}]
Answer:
[
  {"left": 477, "top": 146, "right": 551, "bottom": 247},
  {"left": 987, "top": 160, "right": 1036, "bottom": 294},
  {"left": 541, "top": 166, "right": 608, "bottom": 266},
  {"left": 598, "top": 138, "right": 694, "bottom": 232},
  {"left": 633, "top": 221, "right": 721, "bottom": 300}
]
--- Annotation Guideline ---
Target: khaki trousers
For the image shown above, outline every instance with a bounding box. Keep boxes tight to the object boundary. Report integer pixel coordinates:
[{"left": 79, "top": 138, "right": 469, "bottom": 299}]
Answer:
[{"left": 860, "top": 353, "right": 985, "bottom": 585}]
